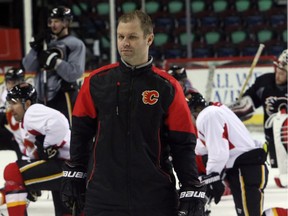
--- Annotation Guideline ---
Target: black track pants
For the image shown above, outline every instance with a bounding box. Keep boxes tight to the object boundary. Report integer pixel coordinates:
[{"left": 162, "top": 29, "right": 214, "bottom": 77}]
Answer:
[{"left": 226, "top": 164, "right": 269, "bottom": 216}]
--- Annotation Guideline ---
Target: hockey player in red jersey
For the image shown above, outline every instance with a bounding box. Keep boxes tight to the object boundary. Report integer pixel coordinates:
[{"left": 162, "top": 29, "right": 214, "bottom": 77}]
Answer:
[
  {"left": 0, "top": 68, "right": 25, "bottom": 159},
  {"left": 189, "top": 92, "right": 268, "bottom": 216},
  {"left": 0, "top": 83, "right": 71, "bottom": 216}
]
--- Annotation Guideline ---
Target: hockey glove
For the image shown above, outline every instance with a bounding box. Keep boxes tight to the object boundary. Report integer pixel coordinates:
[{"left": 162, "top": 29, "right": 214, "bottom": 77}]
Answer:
[
  {"left": 38, "top": 50, "right": 59, "bottom": 70},
  {"left": 178, "top": 184, "right": 207, "bottom": 216},
  {"left": 200, "top": 172, "right": 225, "bottom": 204},
  {"left": 26, "top": 190, "right": 42, "bottom": 202},
  {"left": 61, "top": 162, "right": 86, "bottom": 215},
  {"left": 29, "top": 29, "right": 52, "bottom": 52},
  {"left": 228, "top": 96, "right": 255, "bottom": 121},
  {"left": 43, "top": 146, "right": 58, "bottom": 159},
  {"left": 34, "top": 136, "right": 58, "bottom": 160}
]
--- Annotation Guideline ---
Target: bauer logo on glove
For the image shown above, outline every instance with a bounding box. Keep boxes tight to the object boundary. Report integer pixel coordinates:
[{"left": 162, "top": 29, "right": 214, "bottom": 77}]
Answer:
[{"left": 38, "top": 49, "right": 60, "bottom": 70}]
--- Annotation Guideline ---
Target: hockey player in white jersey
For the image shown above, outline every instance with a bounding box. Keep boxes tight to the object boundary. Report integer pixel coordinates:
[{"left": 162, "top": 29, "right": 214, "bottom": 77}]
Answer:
[
  {"left": 0, "top": 83, "right": 71, "bottom": 216},
  {"left": 188, "top": 92, "right": 268, "bottom": 216}
]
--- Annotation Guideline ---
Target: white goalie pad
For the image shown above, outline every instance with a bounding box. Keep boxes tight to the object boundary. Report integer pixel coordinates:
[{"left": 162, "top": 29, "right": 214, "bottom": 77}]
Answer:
[{"left": 272, "top": 111, "right": 288, "bottom": 186}]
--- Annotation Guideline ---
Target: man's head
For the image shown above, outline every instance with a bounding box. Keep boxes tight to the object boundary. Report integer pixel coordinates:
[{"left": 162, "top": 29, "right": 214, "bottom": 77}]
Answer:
[
  {"left": 168, "top": 65, "right": 187, "bottom": 81},
  {"left": 5, "top": 68, "right": 25, "bottom": 91},
  {"left": 48, "top": 6, "right": 73, "bottom": 37},
  {"left": 6, "top": 83, "right": 37, "bottom": 122},
  {"left": 168, "top": 65, "right": 188, "bottom": 91},
  {"left": 188, "top": 92, "right": 208, "bottom": 119},
  {"left": 274, "top": 49, "right": 287, "bottom": 86},
  {"left": 117, "top": 10, "right": 154, "bottom": 66}
]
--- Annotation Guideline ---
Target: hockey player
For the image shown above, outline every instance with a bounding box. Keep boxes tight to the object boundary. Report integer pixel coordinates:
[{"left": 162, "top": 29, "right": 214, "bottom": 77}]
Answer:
[
  {"left": 22, "top": 5, "right": 86, "bottom": 125},
  {"left": 61, "top": 10, "right": 206, "bottom": 216},
  {"left": 189, "top": 92, "right": 268, "bottom": 216},
  {"left": 229, "top": 49, "right": 288, "bottom": 171},
  {"left": 0, "top": 83, "right": 71, "bottom": 216},
  {"left": 0, "top": 68, "right": 25, "bottom": 159},
  {"left": 168, "top": 65, "right": 198, "bottom": 97}
]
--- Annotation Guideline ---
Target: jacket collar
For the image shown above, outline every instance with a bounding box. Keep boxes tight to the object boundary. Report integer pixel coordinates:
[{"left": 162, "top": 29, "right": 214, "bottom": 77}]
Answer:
[{"left": 120, "top": 56, "right": 153, "bottom": 75}]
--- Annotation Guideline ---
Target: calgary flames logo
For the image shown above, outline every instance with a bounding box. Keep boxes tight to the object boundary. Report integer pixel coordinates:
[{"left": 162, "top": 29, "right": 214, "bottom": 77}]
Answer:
[{"left": 142, "top": 90, "right": 159, "bottom": 105}]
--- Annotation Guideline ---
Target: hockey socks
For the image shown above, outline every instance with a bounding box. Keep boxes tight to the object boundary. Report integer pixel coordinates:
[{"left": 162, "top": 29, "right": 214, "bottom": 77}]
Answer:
[
  {"left": 4, "top": 162, "right": 27, "bottom": 216},
  {"left": 263, "top": 207, "right": 288, "bottom": 216}
]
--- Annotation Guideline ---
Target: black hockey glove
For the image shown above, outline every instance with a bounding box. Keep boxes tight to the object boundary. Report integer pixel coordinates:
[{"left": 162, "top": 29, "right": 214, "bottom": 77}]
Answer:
[
  {"left": 43, "top": 146, "right": 58, "bottom": 159},
  {"left": 61, "top": 162, "right": 86, "bottom": 215},
  {"left": 178, "top": 184, "right": 207, "bottom": 216},
  {"left": 34, "top": 136, "right": 58, "bottom": 160},
  {"left": 26, "top": 190, "right": 42, "bottom": 202},
  {"left": 29, "top": 29, "right": 52, "bottom": 52},
  {"left": 38, "top": 50, "right": 59, "bottom": 70},
  {"left": 200, "top": 172, "right": 225, "bottom": 204}
]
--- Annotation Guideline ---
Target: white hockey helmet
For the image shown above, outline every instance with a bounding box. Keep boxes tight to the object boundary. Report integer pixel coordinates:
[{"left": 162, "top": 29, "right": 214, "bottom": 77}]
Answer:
[{"left": 274, "top": 49, "right": 288, "bottom": 72}]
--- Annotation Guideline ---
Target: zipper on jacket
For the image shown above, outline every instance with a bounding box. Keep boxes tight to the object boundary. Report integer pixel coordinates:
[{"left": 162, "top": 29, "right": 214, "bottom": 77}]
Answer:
[
  {"left": 126, "top": 68, "right": 135, "bottom": 211},
  {"left": 116, "top": 81, "right": 120, "bottom": 116},
  {"left": 87, "top": 121, "right": 101, "bottom": 188}
]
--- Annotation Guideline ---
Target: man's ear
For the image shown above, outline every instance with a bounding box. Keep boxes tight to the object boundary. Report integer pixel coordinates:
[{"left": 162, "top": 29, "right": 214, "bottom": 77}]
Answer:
[
  {"left": 147, "top": 33, "right": 154, "bottom": 46},
  {"left": 63, "top": 20, "right": 70, "bottom": 28},
  {"left": 24, "top": 100, "right": 32, "bottom": 110}
]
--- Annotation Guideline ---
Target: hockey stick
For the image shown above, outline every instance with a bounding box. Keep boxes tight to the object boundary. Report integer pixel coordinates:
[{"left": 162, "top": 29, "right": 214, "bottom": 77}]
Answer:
[
  {"left": 238, "top": 44, "right": 265, "bottom": 99},
  {"left": 204, "top": 63, "right": 215, "bottom": 102},
  {"left": 72, "top": 202, "right": 77, "bottom": 216},
  {"left": 64, "top": 92, "right": 73, "bottom": 125},
  {"left": 42, "top": 41, "right": 48, "bottom": 105}
]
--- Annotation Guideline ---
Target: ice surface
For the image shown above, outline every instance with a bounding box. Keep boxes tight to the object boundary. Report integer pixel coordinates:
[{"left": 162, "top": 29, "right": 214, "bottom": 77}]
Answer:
[{"left": 0, "top": 132, "right": 287, "bottom": 215}]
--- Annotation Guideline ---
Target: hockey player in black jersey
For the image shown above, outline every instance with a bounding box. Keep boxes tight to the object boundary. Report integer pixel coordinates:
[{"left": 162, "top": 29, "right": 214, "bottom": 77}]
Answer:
[{"left": 229, "top": 49, "right": 288, "bottom": 170}]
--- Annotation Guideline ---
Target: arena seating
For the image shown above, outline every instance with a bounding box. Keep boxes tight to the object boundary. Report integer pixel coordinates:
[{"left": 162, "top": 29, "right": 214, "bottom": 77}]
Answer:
[{"left": 66, "top": 0, "right": 287, "bottom": 68}]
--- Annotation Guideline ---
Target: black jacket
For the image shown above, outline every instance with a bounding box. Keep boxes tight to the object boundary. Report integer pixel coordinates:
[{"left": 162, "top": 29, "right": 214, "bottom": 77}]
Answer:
[{"left": 71, "top": 58, "right": 199, "bottom": 213}]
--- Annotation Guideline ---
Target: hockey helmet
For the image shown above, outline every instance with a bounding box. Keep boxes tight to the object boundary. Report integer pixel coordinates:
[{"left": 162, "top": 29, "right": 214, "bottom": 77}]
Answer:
[
  {"left": 274, "top": 49, "right": 288, "bottom": 72},
  {"left": 5, "top": 68, "right": 25, "bottom": 82},
  {"left": 6, "top": 83, "right": 37, "bottom": 104},
  {"left": 49, "top": 6, "right": 73, "bottom": 22},
  {"left": 168, "top": 65, "right": 187, "bottom": 81},
  {"left": 188, "top": 92, "right": 208, "bottom": 112}
]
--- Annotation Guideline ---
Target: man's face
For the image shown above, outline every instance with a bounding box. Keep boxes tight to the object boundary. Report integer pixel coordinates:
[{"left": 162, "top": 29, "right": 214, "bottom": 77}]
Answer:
[
  {"left": 7, "top": 99, "right": 26, "bottom": 122},
  {"left": 117, "top": 18, "right": 154, "bottom": 66},
  {"left": 48, "top": 18, "right": 67, "bottom": 35},
  {"left": 191, "top": 106, "right": 202, "bottom": 120},
  {"left": 275, "top": 66, "right": 287, "bottom": 85}
]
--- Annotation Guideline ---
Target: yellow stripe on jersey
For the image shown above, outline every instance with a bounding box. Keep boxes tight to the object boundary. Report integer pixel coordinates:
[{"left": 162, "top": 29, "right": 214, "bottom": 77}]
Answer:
[
  {"left": 19, "top": 160, "right": 46, "bottom": 172},
  {"left": 24, "top": 172, "right": 63, "bottom": 186},
  {"left": 239, "top": 169, "right": 249, "bottom": 216},
  {"left": 6, "top": 201, "right": 26, "bottom": 208},
  {"left": 272, "top": 208, "right": 279, "bottom": 216},
  {"left": 259, "top": 165, "right": 266, "bottom": 189},
  {"left": 259, "top": 165, "right": 266, "bottom": 215}
]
